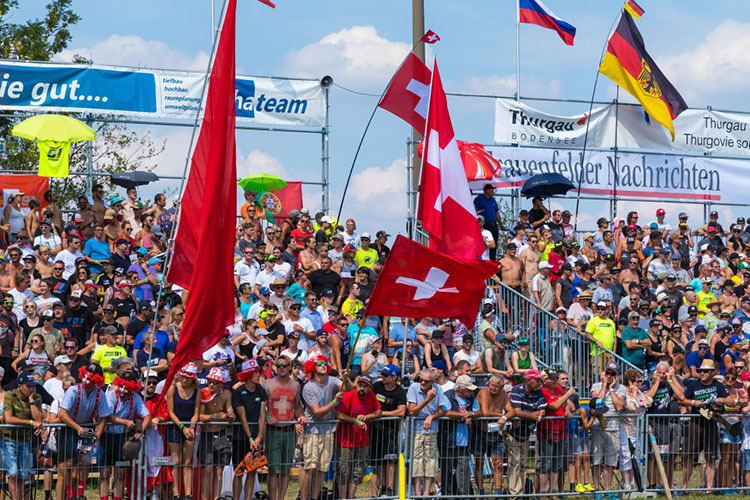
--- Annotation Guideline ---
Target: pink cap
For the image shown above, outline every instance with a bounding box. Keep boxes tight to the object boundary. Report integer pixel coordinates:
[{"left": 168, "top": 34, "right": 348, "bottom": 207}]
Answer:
[{"left": 524, "top": 369, "right": 543, "bottom": 380}]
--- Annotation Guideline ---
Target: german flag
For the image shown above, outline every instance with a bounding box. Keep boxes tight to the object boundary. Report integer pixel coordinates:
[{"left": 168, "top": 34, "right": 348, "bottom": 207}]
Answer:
[
  {"left": 599, "top": 13, "right": 687, "bottom": 140},
  {"left": 624, "top": 0, "right": 644, "bottom": 20}
]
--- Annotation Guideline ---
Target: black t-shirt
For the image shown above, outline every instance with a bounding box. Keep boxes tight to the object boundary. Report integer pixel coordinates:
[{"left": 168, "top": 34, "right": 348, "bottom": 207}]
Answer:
[
  {"left": 556, "top": 278, "right": 574, "bottom": 308},
  {"left": 95, "top": 272, "right": 115, "bottom": 292},
  {"left": 49, "top": 278, "right": 70, "bottom": 303},
  {"left": 371, "top": 381, "right": 406, "bottom": 413},
  {"left": 663, "top": 289, "right": 683, "bottom": 321},
  {"left": 643, "top": 380, "right": 674, "bottom": 418},
  {"left": 126, "top": 317, "right": 149, "bottom": 340},
  {"left": 307, "top": 269, "right": 341, "bottom": 297},
  {"left": 111, "top": 254, "right": 131, "bottom": 274},
  {"left": 96, "top": 320, "right": 123, "bottom": 336},
  {"left": 18, "top": 318, "right": 41, "bottom": 341},
  {"left": 266, "top": 322, "right": 287, "bottom": 346},
  {"left": 232, "top": 383, "right": 268, "bottom": 438},
  {"left": 112, "top": 297, "right": 137, "bottom": 323},
  {"left": 69, "top": 355, "right": 89, "bottom": 381},
  {"left": 684, "top": 379, "right": 729, "bottom": 412},
  {"left": 64, "top": 305, "right": 94, "bottom": 347},
  {"left": 528, "top": 208, "right": 546, "bottom": 226},
  {"left": 315, "top": 229, "right": 329, "bottom": 245}
]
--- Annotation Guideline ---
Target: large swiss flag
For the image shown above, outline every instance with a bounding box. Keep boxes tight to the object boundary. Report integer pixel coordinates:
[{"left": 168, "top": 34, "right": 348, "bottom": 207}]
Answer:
[
  {"left": 366, "top": 236, "right": 498, "bottom": 327},
  {"left": 378, "top": 53, "right": 431, "bottom": 133},
  {"left": 418, "top": 60, "right": 485, "bottom": 260}
]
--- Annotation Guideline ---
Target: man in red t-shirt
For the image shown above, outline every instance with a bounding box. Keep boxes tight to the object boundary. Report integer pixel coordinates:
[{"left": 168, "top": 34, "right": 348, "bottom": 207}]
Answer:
[
  {"left": 290, "top": 214, "right": 313, "bottom": 255},
  {"left": 537, "top": 368, "right": 576, "bottom": 496},
  {"left": 335, "top": 375, "right": 382, "bottom": 499}
]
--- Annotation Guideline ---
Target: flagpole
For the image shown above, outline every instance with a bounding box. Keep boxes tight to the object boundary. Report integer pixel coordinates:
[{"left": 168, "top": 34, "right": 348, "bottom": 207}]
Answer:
[
  {"left": 335, "top": 35, "right": 432, "bottom": 225},
  {"left": 516, "top": 0, "right": 521, "bottom": 101},
  {"left": 573, "top": 11, "right": 624, "bottom": 232}
]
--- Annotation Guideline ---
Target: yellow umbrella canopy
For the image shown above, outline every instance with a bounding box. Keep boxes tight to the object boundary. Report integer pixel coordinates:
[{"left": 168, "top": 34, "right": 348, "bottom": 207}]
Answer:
[{"left": 11, "top": 114, "right": 96, "bottom": 143}]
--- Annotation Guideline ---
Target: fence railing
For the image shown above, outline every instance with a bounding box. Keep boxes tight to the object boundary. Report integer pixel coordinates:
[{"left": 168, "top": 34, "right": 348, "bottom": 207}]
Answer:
[
  {"left": 3, "top": 409, "right": 745, "bottom": 499},
  {"left": 486, "top": 281, "right": 644, "bottom": 397}
]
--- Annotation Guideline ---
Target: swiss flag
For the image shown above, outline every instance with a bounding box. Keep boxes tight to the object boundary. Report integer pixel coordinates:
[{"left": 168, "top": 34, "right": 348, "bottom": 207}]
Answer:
[
  {"left": 418, "top": 60, "right": 485, "bottom": 260},
  {"left": 365, "top": 235, "right": 498, "bottom": 327},
  {"left": 421, "top": 30, "right": 441, "bottom": 44},
  {"left": 378, "top": 53, "right": 431, "bottom": 133}
]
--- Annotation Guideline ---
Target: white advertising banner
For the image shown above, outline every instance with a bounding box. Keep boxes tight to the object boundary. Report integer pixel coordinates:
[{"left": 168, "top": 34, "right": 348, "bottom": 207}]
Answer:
[
  {"left": 0, "top": 61, "right": 327, "bottom": 128},
  {"left": 494, "top": 97, "right": 750, "bottom": 156},
  {"left": 472, "top": 145, "right": 748, "bottom": 204}
]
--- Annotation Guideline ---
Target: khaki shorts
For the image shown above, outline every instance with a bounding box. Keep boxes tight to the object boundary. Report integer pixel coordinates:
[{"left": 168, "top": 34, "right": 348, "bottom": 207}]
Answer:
[
  {"left": 303, "top": 433, "right": 334, "bottom": 471},
  {"left": 412, "top": 433, "right": 438, "bottom": 478}
]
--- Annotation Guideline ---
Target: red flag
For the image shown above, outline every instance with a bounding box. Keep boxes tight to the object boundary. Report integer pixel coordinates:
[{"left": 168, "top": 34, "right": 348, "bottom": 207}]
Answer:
[
  {"left": 365, "top": 235, "right": 498, "bottom": 327},
  {"left": 258, "top": 181, "right": 303, "bottom": 223},
  {"left": 418, "top": 60, "right": 485, "bottom": 260},
  {"left": 456, "top": 141, "right": 502, "bottom": 181},
  {"left": 163, "top": 0, "right": 238, "bottom": 394},
  {"left": 421, "top": 30, "right": 441, "bottom": 44},
  {"left": 257, "top": 0, "right": 276, "bottom": 7},
  {"left": 378, "top": 53, "right": 431, "bottom": 133}
]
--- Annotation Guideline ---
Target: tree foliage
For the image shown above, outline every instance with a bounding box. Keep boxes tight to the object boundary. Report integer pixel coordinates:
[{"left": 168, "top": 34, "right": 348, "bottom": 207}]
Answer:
[{"left": 0, "top": 1, "right": 165, "bottom": 209}]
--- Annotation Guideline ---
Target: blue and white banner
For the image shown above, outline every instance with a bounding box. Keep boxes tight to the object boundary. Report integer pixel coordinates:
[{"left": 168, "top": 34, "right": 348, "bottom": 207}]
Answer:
[{"left": 0, "top": 61, "right": 326, "bottom": 128}]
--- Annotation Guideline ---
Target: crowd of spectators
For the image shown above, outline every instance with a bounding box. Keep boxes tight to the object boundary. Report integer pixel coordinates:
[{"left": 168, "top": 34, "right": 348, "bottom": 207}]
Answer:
[{"left": 1, "top": 180, "right": 750, "bottom": 500}]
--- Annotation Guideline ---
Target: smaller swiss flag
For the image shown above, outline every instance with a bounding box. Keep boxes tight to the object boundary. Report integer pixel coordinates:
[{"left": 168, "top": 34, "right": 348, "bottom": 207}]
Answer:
[
  {"left": 378, "top": 53, "right": 432, "bottom": 133},
  {"left": 365, "top": 235, "right": 498, "bottom": 327},
  {"left": 421, "top": 30, "right": 441, "bottom": 44}
]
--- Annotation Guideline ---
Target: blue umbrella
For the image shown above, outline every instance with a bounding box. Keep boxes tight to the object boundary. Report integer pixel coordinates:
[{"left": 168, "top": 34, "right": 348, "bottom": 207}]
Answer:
[{"left": 520, "top": 173, "right": 575, "bottom": 198}]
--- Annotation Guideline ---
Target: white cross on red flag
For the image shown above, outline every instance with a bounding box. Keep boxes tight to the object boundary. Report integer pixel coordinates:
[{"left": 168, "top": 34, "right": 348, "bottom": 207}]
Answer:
[
  {"left": 421, "top": 30, "right": 441, "bottom": 44},
  {"left": 418, "top": 60, "right": 486, "bottom": 261},
  {"left": 365, "top": 235, "right": 498, "bottom": 327},
  {"left": 378, "top": 53, "right": 432, "bottom": 134}
]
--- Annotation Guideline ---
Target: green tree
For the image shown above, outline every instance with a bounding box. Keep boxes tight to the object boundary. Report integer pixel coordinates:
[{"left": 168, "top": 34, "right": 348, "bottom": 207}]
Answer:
[{"left": 0, "top": 2, "right": 165, "bottom": 209}]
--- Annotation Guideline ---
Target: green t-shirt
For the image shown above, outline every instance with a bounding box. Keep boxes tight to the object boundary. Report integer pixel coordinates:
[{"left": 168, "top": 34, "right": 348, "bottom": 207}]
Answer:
[
  {"left": 621, "top": 326, "right": 649, "bottom": 367},
  {"left": 38, "top": 140, "right": 71, "bottom": 178},
  {"left": 3, "top": 389, "right": 42, "bottom": 441},
  {"left": 585, "top": 316, "right": 616, "bottom": 354}
]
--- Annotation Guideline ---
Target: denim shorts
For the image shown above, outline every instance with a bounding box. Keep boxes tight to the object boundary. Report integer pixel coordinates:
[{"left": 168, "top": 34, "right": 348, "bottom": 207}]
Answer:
[
  {"left": 743, "top": 450, "right": 750, "bottom": 471},
  {"left": 720, "top": 428, "right": 742, "bottom": 445},
  {"left": 1, "top": 440, "right": 33, "bottom": 479}
]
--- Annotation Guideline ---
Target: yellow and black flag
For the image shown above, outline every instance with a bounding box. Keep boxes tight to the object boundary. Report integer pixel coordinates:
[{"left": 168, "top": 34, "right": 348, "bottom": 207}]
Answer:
[{"left": 599, "top": 13, "right": 687, "bottom": 140}]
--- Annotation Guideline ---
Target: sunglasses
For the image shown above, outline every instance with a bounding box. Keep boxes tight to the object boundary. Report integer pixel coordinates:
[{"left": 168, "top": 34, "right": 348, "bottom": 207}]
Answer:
[
  {"left": 698, "top": 346, "right": 709, "bottom": 350},
  {"left": 699, "top": 369, "right": 712, "bottom": 373},
  {"left": 54, "top": 267, "right": 64, "bottom": 271},
  {"left": 276, "top": 363, "right": 289, "bottom": 368},
  {"left": 316, "top": 361, "right": 328, "bottom": 367},
  {"left": 3, "top": 302, "right": 13, "bottom": 306},
  {"left": 65, "top": 345, "right": 76, "bottom": 350},
  {"left": 30, "top": 340, "right": 40, "bottom": 344},
  {"left": 146, "top": 380, "right": 157, "bottom": 386},
  {"left": 208, "top": 380, "right": 222, "bottom": 385}
]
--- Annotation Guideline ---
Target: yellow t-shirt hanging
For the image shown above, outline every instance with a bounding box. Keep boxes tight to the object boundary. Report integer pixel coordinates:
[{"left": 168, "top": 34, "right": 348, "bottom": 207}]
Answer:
[{"left": 38, "top": 140, "right": 71, "bottom": 178}]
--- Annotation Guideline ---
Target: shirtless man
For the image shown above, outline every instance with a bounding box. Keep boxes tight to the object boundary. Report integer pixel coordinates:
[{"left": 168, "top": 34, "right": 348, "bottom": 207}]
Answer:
[
  {"left": 199, "top": 368, "right": 236, "bottom": 500},
  {"left": 581, "top": 232, "right": 598, "bottom": 264},
  {"left": 90, "top": 183, "right": 107, "bottom": 226},
  {"left": 263, "top": 357, "right": 306, "bottom": 500},
  {"left": 519, "top": 234, "right": 541, "bottom": 294},
  {"left": 143, "top": 193, "right": 167, "bottom": 221},
  {"left": 498, "top": 243, "right": 524, "bottom": 292},
  {"left": 76, "top": 196, "right": 96, "bottom": 240},
  {"left": 475, "top": 375, "right": 512, "bottom": 497},
  {"left": 619, "top": 258, "right": 641, "bottom": 292},
  {"left": 0, "top": 259, "right": 13, "bottom": 293}
]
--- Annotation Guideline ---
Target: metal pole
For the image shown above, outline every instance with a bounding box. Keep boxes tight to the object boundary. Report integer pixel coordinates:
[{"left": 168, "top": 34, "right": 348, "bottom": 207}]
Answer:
[
  {"left": 411, "top": 0, "right": 425, "bottom": 223},
  {"left": 406, "top": 138, "right": 413, "bottom": 238},
  {"left": 85, "top": 114, "right": 93, "bottom": 194},
  {"left": 211, "top": 0, "right": 216, "bottom": 45},
  {"left": 516, "top": 0, "right": 521, "bottom": 101},
  {"left": 322, "top": 86, "right": 330, "bottom": 213},
  {"left": 613, "top": 89, "right": 619, "bottom": 218}
]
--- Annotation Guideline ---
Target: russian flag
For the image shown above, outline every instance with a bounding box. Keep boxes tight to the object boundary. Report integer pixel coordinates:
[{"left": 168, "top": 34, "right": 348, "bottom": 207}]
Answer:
[{"left": 519, "top": 0, "right": 576, "bottom": 46}]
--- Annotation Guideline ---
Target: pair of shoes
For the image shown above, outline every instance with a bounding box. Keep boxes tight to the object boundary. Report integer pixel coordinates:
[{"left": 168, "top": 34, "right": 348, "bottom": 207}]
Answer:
[
  {"left": 575, "top": 484, "right": 586, "bottom": 494},
  {"left": 584, "top": 484, "right": 595, "bottom": 492},
  {"left": 593, "top": 494, "right": 603, "bottom": 500}
]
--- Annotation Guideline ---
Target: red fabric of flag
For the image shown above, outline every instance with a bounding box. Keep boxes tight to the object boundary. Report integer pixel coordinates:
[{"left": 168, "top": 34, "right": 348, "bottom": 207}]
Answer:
[
  {"left": 163, "top": 0, "right": 238, "bottom": 395},
  {"left": 421, "top": 30, "right": 440, "bottom": 44},
  {"left": 378, "top": 53, "right": 432, "bottom": 133},
  {"left": 418, "top": 60, "right": 485, "bottom": 260},
  {"left": 365, "top": 235, "right": 498, "bottom": 327}
]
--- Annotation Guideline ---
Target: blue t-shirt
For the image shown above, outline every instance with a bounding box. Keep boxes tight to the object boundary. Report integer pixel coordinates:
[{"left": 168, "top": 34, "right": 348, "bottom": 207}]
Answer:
[
  {"left": 287, "top": 283, "right": 305, "bottom": 305},
  {"left": 389, "top": 323, "right": 416, "bottom": 355},
  {"left": 454, "top": 395, "right": 480, "bottom": 446},
  {"left": 347, "top": 324, "right": 378, "bottom": 367},
  {"left": 473, "top": 194, "right": 499, "bottom": 223},
  {"left": 685, "top": 350, "right": 714, "bottom": 370},
  {"left": 132, "top": 329, "right": 170, "bottom": 357},
  {"left": 84, "top": 238, "right": 112, "bottom": 274}
]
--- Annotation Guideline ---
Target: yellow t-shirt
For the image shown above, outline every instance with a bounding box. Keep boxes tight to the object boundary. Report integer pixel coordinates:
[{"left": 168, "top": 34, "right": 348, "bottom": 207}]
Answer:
[
  {"left": 354, "top": 248, "right": 378, "bottom": 268},
  {"left": 585, "top": 316, "right": 616, "bottom": 354},
  {"left": 92, "top": 344, "right": 128, "bottom": 384},
  {"left": 695, "top": 291, "right": 717, "bottom": 318},
  {"left": 341, "top": 298, "right": 364, "bottom": 320}
]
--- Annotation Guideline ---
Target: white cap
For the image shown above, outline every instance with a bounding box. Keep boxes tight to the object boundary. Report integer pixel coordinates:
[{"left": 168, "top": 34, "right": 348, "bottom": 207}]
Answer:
[
  {"left": 597, "top": 301, "right": 608, "bottom": 307},
  {"left": 53, "top": 355, "right": 71, "bottom": 366},
  {"left": 360, "top": 232, "right": 371, "bottom": 240},
  {"left": 321, "top": 216, "right": 333, "bottom": 224},
  {"left": 144, "top": 370, "right": 159, "bottom": 379},
  {"left": 253, "top": 338, "right": 268, "bottom": 357},
  {"left": 539, "top": 261, "right": 553, "bottom": 269}
]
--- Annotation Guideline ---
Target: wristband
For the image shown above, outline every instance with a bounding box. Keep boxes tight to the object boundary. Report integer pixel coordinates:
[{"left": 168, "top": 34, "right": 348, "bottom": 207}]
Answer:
[
  {"left": 180, "top": 424, "right": 185, "bottom": 430},
  {"left": 667, "top": 379, "right": 673, "bottom": 384},
  {"left": 354, "top": 417, "right": 360, "bottom": 424},
  {"left": 29, "top": 420, "right": 33, "bottom": 427},
  {"left": 249, "top": 436, "right": 254, "bottom": 442}
]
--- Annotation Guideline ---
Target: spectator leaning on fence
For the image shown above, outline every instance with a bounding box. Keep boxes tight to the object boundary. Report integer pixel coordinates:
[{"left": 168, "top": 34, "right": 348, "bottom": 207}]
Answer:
[
  {"left": 590, "top": 363, "right": 625, "bottom": 494},
  {"left": 506, "top": 369, "right": 545, "bottom": 500}
]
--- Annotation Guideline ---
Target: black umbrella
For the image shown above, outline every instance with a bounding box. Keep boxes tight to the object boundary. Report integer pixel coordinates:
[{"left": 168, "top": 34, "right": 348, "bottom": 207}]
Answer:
[
  {"left": 520, "top": 173, "right": 575, "bottom": 198},
  {"left": 110, "top": 171, "right": 159, "bottom": 189}
]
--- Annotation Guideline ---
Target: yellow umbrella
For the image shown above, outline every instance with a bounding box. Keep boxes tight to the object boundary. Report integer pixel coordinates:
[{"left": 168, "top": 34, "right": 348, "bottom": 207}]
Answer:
[{"left": 11, "top": 114, "right": 96, "bottom": 142}]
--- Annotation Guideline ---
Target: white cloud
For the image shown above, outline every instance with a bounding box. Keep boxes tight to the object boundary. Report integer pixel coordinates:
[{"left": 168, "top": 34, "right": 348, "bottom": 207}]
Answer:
[
  {"left": 282, "top": 26, "right": 409, "bottom": 87},
  {"left": 349, "top": 158, "right": 407, "bottom": 218},
  {"left": 54, "top": 34, "right": 209, "bottom": 71},
  {"left": 660, "top": 19, "right": 750, "bottom": 104},
  {"left": 237, "top": 150, "right": 290, "bottom": 179}
]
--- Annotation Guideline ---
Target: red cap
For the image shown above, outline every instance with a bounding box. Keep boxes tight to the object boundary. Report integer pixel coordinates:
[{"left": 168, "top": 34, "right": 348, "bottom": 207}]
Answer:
[
  {"left": 742, "top": 371, "right": 750, "bottom": 381},
  {"left": 656, "top": 208, "right": 665, "bottom": 215},
  {"left": 706, "top": 226, "right": 716, "bottom": 233}
]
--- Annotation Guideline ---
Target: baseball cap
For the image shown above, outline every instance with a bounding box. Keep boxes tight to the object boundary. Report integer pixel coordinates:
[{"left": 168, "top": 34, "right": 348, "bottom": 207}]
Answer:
[
  {"left": 357, "top": 375, "right": 373, "bottom": 386},
  {"left": 144, "top": 370, "right": 159, "bottom": 379},
  {"left": 706, "top": 226, "right": 716, "bottom": 233},
  {"left": 605, "top": 362, "right": 620, "bottom": 375},
  {"left": 687, "top": 305, "right": 699, "bottom": 315},
  {"left": 136, "top": 247, "right": 148, "bottom": 256},
  {"left": 711, "top": 210, "right": 719, "bottom": 217},
  {"left": 360, "top": 232, "right": 371, "bottom": 240},
  {"left": 41, "top": 309, "right": 54, "bottom": 319},
  {"left": 627, "top": 311, "right": 639, "bottom": 320},
  {"left": 432, "top": 360, "right": 447, "bottom": 373},
  {"left": 17, "top": 372, "right": 38, "bottom": 386},
  {"left": 678, "top": 212, "right": 688, "bottom": 219},
  {"left": 111, "top": 196, "right": 124, "bottom": 206},
  {"left": 729, "top": 335, "right": 743, "bottom": 346},
  {"left": 289, "top": 209, "right": 301, "bottom": 218},
  {"left": 382, "top": 364, "right": 400, "bottom": 377},
  {"left": 148, "top": 256, "right": 164, "bottom": 266},
  {"left": 596, "top": 300, "right": 608, "bottom": 308},
  {"left": 523, "top": 369, "right": 543, "bottom": 380},
  {"left": 698, "top": 339, "right": 710, "bottom": 347},
  {"left": 539, "top": 261, "right": 553, "bottom": 269},
  {"left": 695, "top": 325, "right": 707, "bottom": 334},
  {"left": 343, "top": 244, "right": 357, "bottom": 253},
  {"left": 40, "top": 218, "right": 52, "bottom": 226},
  {"left": 332, "top": 233, "right": 344, "bottom": 241},
  {"left": 53, "top": 355, "right": 72, "bottom": 366},
  {"left": 656, "top": 208, "right": 666, "bottom": 215},
  {"left": 316, "top": 328, "right": 329, "bottom": 337},
  {"left": 70, "top": 290, "right": 82, "bottom": 299},
  {"left": 455, "top": 375, "right": 478, "bottom": 391},
  {"left": 583, "top": 232, "right": 595, "bottom": 240},
  {"left": 376, "top": 230, "right": 390, "bottom": 239},
  {"left": 320, "top": 216, "right": 333, "bottom": 224}
]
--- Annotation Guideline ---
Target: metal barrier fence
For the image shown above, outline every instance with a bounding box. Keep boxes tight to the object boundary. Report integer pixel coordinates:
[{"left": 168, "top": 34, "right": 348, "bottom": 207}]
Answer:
[
  {"left": 487, "top": 282, "right": 644, "bottom": 397},
  {"left": 2, "top": 411, "right": 745, "bottom": 499}
]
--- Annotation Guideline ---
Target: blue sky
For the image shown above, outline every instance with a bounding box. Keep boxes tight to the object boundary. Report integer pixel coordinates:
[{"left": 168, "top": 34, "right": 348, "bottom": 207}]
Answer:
[{"left": 16, "top": 0, "right": 750, "bottom": 236}]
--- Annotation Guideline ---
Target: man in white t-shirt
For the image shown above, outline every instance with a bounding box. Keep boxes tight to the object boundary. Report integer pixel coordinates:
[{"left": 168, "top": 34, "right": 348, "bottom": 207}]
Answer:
[
  {"left": 202, "top": 336, "right": 236, "bottom": 376},
  {"left": 478, "top": 215, "right": 496, "bottom": 261},
  {"left": 233, "top": 249, "right": 259, "bottom": 287},
  {"left": 655, "top": 208, "right": 672, "bottom": 241},
  {"left": 254, "top": 255, "right": 282, "bottom": 296},
  {"left": 280, "top": 330, "right": 309, "bottom": 364},
  {"left": 452, "top": 333, "right": 480, "bottom": 370},
  {"left": 33, "top": 219, "right": 62, "bottom": 255},
  {"left": 43, "top": 355, "right": 72, "bottom": 402},
  {"left": 647, "top": 248, "right": 671, "bottom": 280},
  {"left": 566, "top": 290, "right": 594, "bottom": 332},
  {"left": 283, "top": 302, "right": 315, "bottom": 350},
  {"left": 54, "top": 235, "right": 84, "bottom": 280}
]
